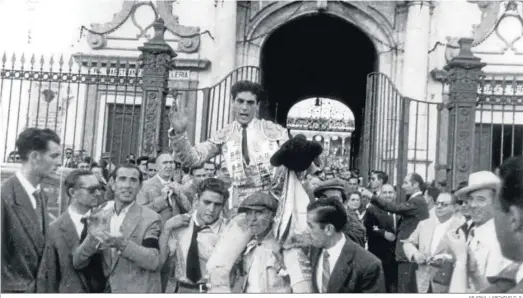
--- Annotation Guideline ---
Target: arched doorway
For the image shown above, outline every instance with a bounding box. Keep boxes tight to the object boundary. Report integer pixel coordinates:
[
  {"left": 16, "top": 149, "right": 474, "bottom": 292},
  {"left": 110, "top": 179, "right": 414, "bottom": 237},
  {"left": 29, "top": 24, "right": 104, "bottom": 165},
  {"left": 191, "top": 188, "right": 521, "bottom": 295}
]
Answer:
[
  {"left": 286, "top": 97, "right": 356, "bottom": 167},
  {"left": 260, "top": 13, "right": 377, "bottom": 166}
]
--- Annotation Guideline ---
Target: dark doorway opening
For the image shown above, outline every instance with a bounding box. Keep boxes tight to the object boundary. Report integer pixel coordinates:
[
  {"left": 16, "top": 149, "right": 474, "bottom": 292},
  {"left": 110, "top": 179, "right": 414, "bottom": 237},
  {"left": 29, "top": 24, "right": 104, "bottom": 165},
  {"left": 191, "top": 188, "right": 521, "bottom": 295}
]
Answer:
[{"left": 260, "top": 13, "right": 377, "bottom": 167}]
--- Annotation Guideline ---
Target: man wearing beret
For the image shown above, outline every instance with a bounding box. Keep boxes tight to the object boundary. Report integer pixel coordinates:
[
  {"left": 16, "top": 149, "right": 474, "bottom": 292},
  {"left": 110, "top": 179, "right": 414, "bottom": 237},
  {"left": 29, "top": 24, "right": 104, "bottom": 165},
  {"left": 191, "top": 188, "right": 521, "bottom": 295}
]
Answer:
[
  {"left": 313, "top": 178, "right": 367, "bottom": 247},
  {"left": 228, "top": 191, "right": 313, "bottom": 293}
]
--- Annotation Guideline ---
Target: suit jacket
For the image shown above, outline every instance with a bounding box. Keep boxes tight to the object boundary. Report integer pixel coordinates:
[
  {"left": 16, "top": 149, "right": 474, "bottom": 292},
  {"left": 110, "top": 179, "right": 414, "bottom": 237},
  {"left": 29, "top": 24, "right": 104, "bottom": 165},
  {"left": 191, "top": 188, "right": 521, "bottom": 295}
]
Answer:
[
  {"left": 344, "top": 209, "right": 367, "bottom": 247},
  {"left": 371, "top": 193, "right": 429, "bottom": 262},
  {"left": 136, "top": 175, "right": 191, "bottom": 223},
  {"left": 1, "top": 175, "right": 50, "bottom": 293},
  {"left": 364, "top": 205, "right": 398, "bottom": 263},
  {"left": 403, "top": 214, "right": 465, "bottom": 293},
  {"left": 310, "top": 239, "right": 386, "bottom": 293},
  {"left": 72, "top": 202, "right": 162, "bottom": 293},
  {"left": 35, "top": 210, "right": 105, "bottom": 293}
]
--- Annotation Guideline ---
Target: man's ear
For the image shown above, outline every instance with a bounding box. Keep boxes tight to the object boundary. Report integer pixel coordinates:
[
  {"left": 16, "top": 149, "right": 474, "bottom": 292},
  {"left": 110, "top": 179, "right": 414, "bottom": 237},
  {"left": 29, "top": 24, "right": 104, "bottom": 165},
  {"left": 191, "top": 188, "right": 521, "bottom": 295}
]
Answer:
[{"left": 509, "top": 205, "right": 523, "bottom": 232}]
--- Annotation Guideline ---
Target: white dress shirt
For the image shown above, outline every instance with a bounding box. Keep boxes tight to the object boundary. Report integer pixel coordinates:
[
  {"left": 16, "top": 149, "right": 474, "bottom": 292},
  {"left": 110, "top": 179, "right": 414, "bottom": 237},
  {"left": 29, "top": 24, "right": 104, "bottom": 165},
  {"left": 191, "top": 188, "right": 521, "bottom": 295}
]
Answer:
[
  {"left": 68, "top": 207, "right": 90, "bottom": 238},
  {"left": 15, "top": 171, "right": 40, "bottom": 209},
  {"left": 316, "top": 234, "right": 346, "bottom": 293},
  {"left": 516, "top": 263, "right": 523, "bottom": 284},
  {"left": 110, "top": 202, "right": 134, "bottom": 235},
  {"left": 430, "top": 218, "right": 452, "bottom": 255}
]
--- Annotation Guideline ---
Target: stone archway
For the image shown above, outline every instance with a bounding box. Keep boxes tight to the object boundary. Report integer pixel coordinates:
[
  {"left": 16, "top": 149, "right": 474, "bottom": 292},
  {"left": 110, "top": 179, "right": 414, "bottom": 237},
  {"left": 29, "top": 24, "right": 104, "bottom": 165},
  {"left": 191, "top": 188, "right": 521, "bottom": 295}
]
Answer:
[{"left": 236, "top": 1, "right": 399, "bottom": 79}]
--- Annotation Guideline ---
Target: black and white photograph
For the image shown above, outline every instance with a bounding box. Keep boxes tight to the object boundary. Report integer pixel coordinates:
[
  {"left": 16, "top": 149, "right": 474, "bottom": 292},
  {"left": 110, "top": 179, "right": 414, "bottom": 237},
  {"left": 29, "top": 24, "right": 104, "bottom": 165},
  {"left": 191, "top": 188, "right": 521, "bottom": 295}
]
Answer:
[{"left": 1, "top": 0, "right": 523, "bottom": 294}]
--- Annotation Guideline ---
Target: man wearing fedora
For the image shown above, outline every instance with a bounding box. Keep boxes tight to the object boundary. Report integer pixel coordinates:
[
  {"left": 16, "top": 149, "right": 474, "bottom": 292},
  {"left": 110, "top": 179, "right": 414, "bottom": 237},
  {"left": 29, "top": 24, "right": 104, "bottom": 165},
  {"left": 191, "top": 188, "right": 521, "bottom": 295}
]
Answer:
[{"left": 447, "top": 171, "right": 513, "bottom": 293}]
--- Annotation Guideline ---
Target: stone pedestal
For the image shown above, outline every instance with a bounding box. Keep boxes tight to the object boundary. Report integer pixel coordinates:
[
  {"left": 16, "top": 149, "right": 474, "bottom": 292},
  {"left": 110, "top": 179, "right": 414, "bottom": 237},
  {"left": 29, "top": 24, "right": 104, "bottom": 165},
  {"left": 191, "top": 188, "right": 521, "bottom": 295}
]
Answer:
[{"left": 137, "top": 19, "right": 176, "bottom": 157}]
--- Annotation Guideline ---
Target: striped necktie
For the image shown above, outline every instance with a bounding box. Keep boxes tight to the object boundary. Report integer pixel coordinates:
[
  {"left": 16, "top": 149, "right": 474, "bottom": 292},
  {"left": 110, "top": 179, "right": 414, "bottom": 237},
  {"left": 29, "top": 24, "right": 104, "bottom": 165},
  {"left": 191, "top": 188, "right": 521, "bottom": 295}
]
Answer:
[{"left": 322, "top": 250, "right": 330, "bottom": 293}]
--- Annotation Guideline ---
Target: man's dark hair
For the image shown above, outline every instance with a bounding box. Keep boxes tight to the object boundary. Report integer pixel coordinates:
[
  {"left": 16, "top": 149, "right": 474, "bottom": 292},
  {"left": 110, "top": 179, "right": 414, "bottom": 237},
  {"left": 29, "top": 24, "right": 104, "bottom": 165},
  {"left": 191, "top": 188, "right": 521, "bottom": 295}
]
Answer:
[
  {"left": 78, "top": 156, "right": 92, "bottom": 165},
  {"left": 111, "top": 164, "right": 144, "bottom": 183},
  {"left": 190, "top": 165, "right": 206, "bottom": 175},
  {"left": 148, "top": 157, "right": 156, "bottom": 165},
  {"left": 231, "top": 80, "right": 264, "bottom": 103},
  {"left": 307, "top": 198, "right": 348, "bottom": 232},
  {"left": 137, "top": 156, "right": 149, "bottom": 165},
  {"left": 499, "top": 156, "right": 523, "bottom": 211},
  {"left": 425, "top": 186, "right": 440, "bottom": 203},
  {"left": 373, "top": 170, "right": 389, "bottom": 184},
  {"left": 64, "top": 170, "right": 95, "bottom": 197},
  {"left": 16, "top": 128, "right": 61, "bottom": 162},
  {"left": 409, "top": 173, "right": 426, "bottom": 192},
  {"left": 197, "top": 178, "right": 230, "bottom": 202}
]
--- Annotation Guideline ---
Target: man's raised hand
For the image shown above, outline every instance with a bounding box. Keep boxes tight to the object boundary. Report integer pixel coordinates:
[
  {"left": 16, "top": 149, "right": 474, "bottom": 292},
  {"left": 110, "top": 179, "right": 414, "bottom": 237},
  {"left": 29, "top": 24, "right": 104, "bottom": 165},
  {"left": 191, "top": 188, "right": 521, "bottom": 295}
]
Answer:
[{"left": 169, "top": 100, "right": 189, "bottom": 135}]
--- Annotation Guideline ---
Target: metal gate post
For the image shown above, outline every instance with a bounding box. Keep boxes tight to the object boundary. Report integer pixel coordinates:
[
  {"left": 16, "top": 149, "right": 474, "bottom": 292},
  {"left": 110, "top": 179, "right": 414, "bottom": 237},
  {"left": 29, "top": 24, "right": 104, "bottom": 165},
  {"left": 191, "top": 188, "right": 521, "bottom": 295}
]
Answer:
[
  {"left": 137, "top": 19, "right": 176, "bottom": 157},
  {"left": 444, "top": 38, "right": 485, "bottom": 189}
]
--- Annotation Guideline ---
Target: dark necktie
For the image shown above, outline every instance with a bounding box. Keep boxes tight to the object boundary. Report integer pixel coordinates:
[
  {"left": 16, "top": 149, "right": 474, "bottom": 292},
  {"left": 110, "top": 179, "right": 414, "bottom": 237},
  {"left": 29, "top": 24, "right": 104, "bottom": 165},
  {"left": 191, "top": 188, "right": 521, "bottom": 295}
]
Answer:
[
  {"left": 186, "top": 224, "right": 207, "bottom": 283},
  {"left": 33, "top": 190, "right": 45, "bottom": 234},
  {"left": 80, "top": 217, "right": 88, "bottom": 242},
  {"left": 464, "top": 222, "right": 475, "bottom": 239},
  {"left": 241, "top": 124, "right": 250, "bottom": 165}
]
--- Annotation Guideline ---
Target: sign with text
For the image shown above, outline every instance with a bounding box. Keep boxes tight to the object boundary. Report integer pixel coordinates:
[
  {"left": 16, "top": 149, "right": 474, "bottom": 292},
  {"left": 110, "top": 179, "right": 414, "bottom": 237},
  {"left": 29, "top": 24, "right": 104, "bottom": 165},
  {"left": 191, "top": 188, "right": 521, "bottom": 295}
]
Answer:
[{"left": 93, "top": 68, "right": 190, "bottom": 80}]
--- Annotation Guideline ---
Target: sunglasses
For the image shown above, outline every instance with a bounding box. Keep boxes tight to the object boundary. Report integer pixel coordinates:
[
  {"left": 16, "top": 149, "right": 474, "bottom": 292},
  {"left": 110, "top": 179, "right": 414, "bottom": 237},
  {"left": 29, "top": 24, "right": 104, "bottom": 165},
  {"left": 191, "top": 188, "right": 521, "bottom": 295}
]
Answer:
[{"left": 78, "top": 185, "right": 105, "bottom": 194}]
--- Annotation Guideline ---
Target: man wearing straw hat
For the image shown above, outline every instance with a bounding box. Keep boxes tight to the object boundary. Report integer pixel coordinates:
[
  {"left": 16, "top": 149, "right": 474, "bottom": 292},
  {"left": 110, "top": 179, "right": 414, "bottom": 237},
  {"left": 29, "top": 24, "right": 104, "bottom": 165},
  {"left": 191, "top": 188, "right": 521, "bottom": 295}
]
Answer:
[{"left": 447, "top": 171, "right": 513, "bottom": 293}]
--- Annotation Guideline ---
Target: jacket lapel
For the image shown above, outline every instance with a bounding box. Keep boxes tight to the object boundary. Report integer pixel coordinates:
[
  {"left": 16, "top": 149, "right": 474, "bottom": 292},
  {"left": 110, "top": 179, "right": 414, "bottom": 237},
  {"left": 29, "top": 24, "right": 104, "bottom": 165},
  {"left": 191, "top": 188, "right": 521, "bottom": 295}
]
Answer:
[
  {"left": 433, "top": 216, "right": 464, "bottom": 255},
  {"left": 328, "top": 241, "right": 355, "bottom": 293},
  {"left": 11, "top": 176, "right": 45, "bottom": 253},
  {"left": 109, "top": 203, "right": 141, "bottom": 272},
  {"left": 310, "top": 247, "right": 321, "bottom": 292},
  {"left": 60, "top": 213, "right": 90, "bottom": 291}
]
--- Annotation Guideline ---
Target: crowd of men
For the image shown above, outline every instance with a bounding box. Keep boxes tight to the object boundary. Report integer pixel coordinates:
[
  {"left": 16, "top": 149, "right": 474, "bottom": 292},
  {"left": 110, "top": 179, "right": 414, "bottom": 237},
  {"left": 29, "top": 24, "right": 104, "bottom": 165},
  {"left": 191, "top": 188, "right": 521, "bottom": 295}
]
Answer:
[{"left": 2, "top": 81, "right": 523, "bottom": 294}]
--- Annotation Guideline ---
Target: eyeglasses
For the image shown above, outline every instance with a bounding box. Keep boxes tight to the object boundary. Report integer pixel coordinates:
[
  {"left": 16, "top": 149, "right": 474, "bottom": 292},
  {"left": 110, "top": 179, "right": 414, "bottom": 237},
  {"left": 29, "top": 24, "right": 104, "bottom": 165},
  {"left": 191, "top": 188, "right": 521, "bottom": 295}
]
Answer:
[
  {"left": 78, "top": 185, "right": 105, "bottom": 194},
  {"left": 436, "top": 201, "right": 452, "bottom": 207}
]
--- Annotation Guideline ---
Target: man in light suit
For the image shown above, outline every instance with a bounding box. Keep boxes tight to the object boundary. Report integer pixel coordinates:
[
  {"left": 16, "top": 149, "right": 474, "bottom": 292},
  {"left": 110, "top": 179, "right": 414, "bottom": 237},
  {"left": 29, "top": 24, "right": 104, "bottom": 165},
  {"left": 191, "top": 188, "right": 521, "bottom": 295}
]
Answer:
[
  {"left": 72, "top": 164, "right": 163, "bottom": 293},
  {"left": 137, "top": 153, "right": 192, "bottom": 223},
  {"left": 371, "top": 173, "right": 429, "bottom": 293},
  {"left": 1, "top": 128, "right": 62, "bottom": 293},
  {"left": 403, "top": 192, "right": 465, "bottom": 293},
  {"left": 307, "top": 198, "right": 385, "bottom": 293},
  {"left": 160, "top": 178, "right": 229, "bottom": 293},
  {"left": 36, "top": 170, "right": 106, "bottom": 293}
]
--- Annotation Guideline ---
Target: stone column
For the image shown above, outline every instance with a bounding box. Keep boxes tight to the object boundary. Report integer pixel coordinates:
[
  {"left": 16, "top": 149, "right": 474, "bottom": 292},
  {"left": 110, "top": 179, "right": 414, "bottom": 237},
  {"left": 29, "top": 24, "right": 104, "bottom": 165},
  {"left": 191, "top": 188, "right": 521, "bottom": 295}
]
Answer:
[
  {"left": 444, "top": 38, "right": 485, "bottom": 189},
  {"left": 402, "top": 1, "right": 432, "bottom": 167},
  {"left": 137, "top": 19, "right": 176, "bottom": 157},
  {"left": 213, "top": 1, "right": 237, "bottom": 81}
]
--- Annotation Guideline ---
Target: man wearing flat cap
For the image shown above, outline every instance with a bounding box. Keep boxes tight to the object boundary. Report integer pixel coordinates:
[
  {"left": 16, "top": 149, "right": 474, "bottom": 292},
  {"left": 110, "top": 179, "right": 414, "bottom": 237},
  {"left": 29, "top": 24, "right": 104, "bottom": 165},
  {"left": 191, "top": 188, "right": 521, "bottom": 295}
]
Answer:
[
  {"left": 447, "top": 171, "right": 513, "bottom": 293},
  {"left": 313, "top": 178, "right": 366, "bottom": 247},
  {"left": 227, "top": 191, "right": 313, "bottom": 293}
]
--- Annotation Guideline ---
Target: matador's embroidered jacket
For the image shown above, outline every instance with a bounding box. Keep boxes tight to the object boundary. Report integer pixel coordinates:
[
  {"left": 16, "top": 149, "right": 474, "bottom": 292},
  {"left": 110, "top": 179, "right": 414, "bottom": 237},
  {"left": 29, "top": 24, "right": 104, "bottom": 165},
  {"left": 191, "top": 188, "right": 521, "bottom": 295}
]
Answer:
[{"left": 169, "top": 118, "right": 289, "bottom": 209}]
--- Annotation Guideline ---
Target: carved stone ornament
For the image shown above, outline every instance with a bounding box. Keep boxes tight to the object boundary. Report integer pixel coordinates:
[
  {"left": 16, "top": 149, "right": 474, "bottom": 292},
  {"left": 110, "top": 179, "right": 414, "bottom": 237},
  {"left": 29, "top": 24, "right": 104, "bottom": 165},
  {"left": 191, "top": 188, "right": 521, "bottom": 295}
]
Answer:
[
  {"left": 86, "top": 1, "right": 201, "bottom": 53},
  {"left": 156, "top": 0, "right": 201, "bottom": 53},
  {"left": 468, "top": 0, "right": 523, "bottom": 51}
]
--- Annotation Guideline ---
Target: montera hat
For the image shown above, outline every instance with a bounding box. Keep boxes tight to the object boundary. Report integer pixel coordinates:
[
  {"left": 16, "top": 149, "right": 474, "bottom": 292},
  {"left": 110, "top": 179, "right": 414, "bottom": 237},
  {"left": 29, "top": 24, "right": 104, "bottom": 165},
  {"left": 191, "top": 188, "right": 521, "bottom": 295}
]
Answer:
[
  {"left": 270, "top": 134, "right": 323, "bottom": 172},
  {"left": 454, "top": 171, "right": 501, "bottom": 198},
  {"left": 238, "top": 191, "right": 279, "bottom": 213}
]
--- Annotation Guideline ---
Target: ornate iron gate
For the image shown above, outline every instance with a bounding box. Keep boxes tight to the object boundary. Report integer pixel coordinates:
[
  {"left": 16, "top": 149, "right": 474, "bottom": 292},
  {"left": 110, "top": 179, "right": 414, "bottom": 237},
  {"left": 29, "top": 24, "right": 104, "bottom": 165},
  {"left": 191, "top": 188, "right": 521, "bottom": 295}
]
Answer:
[
  {"left": 361, "top": 72, "right": 442, "bottom": 188},
  {"left": 475, "top": 74, "right": 523, "bottom": 172}
]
